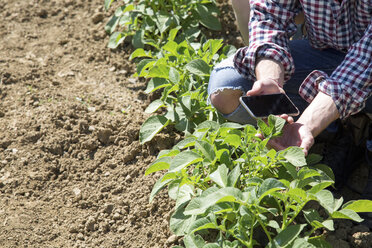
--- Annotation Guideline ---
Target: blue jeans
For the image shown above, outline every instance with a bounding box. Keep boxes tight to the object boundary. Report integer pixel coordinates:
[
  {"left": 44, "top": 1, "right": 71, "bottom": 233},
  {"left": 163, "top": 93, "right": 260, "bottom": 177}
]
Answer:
[{"left": 208, "top": 39, "right": 371, "bottom": 124}]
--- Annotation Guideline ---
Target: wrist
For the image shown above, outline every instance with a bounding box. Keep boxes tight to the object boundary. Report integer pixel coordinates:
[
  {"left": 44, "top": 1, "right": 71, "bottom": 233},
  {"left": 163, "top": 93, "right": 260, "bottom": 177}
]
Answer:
[
  {"left": 266, "top": 78, "right": 283, "bottom": 88},
  {"left": 297, "top": 92, "right": 340, "bottom": 137},
  {"left": 255, "top": 58, "right": 285, "bottom": 87}
]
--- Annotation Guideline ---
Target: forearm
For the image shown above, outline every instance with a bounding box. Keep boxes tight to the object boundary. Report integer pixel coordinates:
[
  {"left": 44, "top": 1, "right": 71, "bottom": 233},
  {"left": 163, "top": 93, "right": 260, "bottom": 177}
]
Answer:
[
  {"left": 255, "top": 58, "right": 285, "bottom": 87},
  {"left": 297, "top": 91, "right": 340, "bottom": 137}
]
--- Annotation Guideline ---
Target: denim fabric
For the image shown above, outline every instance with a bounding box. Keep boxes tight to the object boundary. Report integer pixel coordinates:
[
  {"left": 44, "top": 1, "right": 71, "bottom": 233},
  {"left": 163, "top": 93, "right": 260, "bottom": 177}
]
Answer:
[{"left": 208, "top": 39, "right": 371, "bottom": 124}]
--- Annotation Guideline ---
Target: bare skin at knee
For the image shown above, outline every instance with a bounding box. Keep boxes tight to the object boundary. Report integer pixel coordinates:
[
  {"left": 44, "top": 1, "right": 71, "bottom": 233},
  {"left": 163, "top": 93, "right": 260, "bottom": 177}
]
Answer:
[{"left": 210, "top": 89, "right": 243, "bottom": 115}]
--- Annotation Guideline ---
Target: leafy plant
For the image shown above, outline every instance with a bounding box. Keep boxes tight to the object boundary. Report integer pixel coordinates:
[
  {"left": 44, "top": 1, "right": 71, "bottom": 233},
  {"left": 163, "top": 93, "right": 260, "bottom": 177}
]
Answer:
[
  {"left": 147, "top": 116, "right": 372, "bottom": 247},
  {"left": 137, "top": 28, "right": 236, "bottom": 143},
  {"left": 104, "top": 0, "right": 221, "bottom": 49}
]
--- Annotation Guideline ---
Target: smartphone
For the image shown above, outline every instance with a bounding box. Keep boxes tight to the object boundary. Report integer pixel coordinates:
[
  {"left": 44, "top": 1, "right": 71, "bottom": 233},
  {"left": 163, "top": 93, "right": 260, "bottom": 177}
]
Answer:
[{"left": 239, "top": 93, "right": 300, "bottom": 119}]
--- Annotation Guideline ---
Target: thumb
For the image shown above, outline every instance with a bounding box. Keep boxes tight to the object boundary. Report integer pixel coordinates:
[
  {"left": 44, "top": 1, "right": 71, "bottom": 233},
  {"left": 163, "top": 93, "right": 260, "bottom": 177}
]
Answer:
[
  {"left": 300, "top": 136, "right": 314, "bottom": 156},
  {"left": 247, "top": 83, "right": 263, "bottom": 96}
]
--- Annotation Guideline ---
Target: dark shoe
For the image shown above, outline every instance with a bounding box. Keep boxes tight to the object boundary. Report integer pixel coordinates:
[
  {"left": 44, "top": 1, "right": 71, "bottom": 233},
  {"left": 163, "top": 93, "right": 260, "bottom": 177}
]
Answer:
[{"left": 320, "top": 126, "right": 364, "bottom": 189}]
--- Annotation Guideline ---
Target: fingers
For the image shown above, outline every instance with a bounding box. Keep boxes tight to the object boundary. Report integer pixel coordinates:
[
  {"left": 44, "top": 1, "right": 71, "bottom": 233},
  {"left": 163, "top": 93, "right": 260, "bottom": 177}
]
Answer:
[
  {"left": 267, "top": 139, "right": 286, "bottom": 151},
  {"left": 279, "top": 114, "right": 294, "bottom": 124},
  {"left": 246, "top": 83, "right": 262, "bottom": 96},
  {"left": 255, "top": 132, "right": 264, "bottom": 140}
]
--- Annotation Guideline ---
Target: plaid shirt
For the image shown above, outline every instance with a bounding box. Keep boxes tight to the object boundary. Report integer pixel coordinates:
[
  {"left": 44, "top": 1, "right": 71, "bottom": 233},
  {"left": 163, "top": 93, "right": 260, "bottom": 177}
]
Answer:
[{"left": 234, "top": 0, "right": 372, "bottom": 118}]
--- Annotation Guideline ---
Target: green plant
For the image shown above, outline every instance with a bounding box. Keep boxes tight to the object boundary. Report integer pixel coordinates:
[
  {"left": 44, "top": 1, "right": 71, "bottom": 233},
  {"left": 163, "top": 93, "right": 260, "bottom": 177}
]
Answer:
[
  {"left": 147, "top": 115, "right": 372, "bottom": 247},
  {"left": 104, "top": 0, "right": 221, "bottom": 49},
  {"left": 137, "top": 28, "right": 236, "bottom": 143}
]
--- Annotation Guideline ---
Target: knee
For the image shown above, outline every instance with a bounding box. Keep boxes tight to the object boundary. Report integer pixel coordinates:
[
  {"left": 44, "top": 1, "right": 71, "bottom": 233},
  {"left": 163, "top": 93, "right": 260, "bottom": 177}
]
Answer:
[{"left": 210, "top": 89, "right": 243, "bottom": 115}]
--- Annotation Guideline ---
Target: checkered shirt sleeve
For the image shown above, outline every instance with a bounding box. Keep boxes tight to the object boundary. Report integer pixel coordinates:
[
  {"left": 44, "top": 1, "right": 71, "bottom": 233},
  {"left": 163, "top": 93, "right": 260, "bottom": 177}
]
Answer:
[
  {"left": 234, "top": 0, "right": 301, "bottom": 81},
  {"left": 299, "top": 21, "right": 372, "bottom": 119}
]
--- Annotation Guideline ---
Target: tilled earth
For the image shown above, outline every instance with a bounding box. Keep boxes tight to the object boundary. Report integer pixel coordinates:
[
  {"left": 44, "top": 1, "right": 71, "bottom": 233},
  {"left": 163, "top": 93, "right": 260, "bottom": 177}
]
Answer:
[{"left": 0, "top": 0, "right": 371, "bottom": 247}]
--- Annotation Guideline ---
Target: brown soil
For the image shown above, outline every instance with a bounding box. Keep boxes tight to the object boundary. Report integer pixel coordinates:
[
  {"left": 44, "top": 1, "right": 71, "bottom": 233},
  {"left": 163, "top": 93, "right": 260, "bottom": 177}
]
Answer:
[{"left": 0, "top": 0, "right": 370, "bottom": 247}]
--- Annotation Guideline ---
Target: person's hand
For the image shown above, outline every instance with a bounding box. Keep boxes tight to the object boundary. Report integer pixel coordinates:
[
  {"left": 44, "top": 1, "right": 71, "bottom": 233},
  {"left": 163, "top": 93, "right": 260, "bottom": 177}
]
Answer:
[
  {"left": 268, "top": 120, "right": 314, "bottom": 156},
  {"left": 247, "top": 78, "right": 285, "bottom": 96}
]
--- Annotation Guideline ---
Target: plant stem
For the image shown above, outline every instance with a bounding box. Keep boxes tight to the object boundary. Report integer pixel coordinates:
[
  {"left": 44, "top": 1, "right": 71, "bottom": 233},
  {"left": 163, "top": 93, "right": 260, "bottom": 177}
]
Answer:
[{"left": 256, "top": 216, "right": 272, "bottom": 243}]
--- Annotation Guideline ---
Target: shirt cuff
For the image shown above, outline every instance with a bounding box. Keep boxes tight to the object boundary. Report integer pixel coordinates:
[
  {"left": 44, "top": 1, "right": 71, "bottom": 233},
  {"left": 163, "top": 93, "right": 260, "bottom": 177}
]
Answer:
[
  {"left": 234, "top": 42, "right": 294, "bottom": 81},
  {"left": 299, "top": 70, "right": 369, "bottom": 119}
]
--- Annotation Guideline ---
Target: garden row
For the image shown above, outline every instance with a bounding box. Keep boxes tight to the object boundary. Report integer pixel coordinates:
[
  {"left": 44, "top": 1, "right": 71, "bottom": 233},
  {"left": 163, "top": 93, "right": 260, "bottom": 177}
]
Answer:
[{"left": 104, "top": 1, "right": 372, "bottom": 247}]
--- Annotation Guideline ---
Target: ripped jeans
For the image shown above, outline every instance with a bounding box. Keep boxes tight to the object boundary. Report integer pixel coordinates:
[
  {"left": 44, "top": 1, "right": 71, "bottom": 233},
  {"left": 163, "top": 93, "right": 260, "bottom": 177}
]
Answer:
[{"left": 208, "top": 39, "right": 350, "bottom": 125}]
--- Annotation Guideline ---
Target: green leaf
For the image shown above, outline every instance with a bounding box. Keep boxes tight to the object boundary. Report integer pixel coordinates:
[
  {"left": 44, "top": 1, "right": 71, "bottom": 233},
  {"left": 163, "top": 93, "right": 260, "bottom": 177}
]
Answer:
[
  {"left": 202, "top": 244, "right": 220, "bottom": 248},
  {"left": 184, "top": 187, "right": 243, "bottom": 215},
  {"left": 290, "top": 238, "right": 317, "bottom": 248},
  {"left": 303, "top": 209, "right": 322, "bottom": 224},
  {"left": 163, "top": 40, "right": 179, "bottom": 56},
  {"left": 207, "top": 39, "right": 224, "bottom": 58},
  {"left": 220, "top": 122, "right": 245, "bottom": 129},
  {"left": 175, "top": 184, "right": 194, "bottom": 209},
  {"left": 258, "top": 178, "right": 285, "bottom": 201},
  {"left": 149, "top": 174, "right": 172, "bottom": 202},
  {"left": 157, "top": 149, "right": 176, "bottom": 158},
  {"left": 104, "top": 0, "right": 114, "bottom": 10},
  {"left": 168, "top": 27, "right": 181, "bottom": 41},
  {"left": 130, "top": 48, "right": 151, "bottom": 60},
  {"left": 145, "top": 78, "right": 171, "bottom": 93},
  {"left": 315, "top": 190, "right": 335, "bottom": 214},
  {"left": 308, "top": 237, "right": 332, "bottom": 248},
  {"left": 108, "top": 32, "right": 126, "bottom": 49},
  {"left": 140, "top": 115, "right": 170, "bottom": 144},
  {"left": 137, "top": 59, "right": 156, "bottom": 75},
  {"left": 169, "top": 151, "right": 202, "bottom": 173},
  {"left": 210, "top": 164, "right": 228, "bottom": 188},
  {"left": 268, "top": 115, "right": 286, "bottom": 135},
  {"left": 155, "top": 14, "right": 173, "bottom": 34},
  {"left": 168, "top": 180, "right": 181, "bottom": 200},
  {"left": 189, "top": 217, "right": 217, "bottom": 233},
  {"left": 145, "top": 99, "right": 165, "bottom": 114},
  {"left": 132, "top": 30, "right": 145, "bottom": 49},
  {"left": 342, "top": 199, "right": 372, "bottom": 212},
  {"left": 257, "top": 119, "right": 272, "bottom": 137},
  {"left": 306, "top": 153, "right": 323, "bottom": 165},
  {"left": 170, "top": 202, "right": 197, "bottom": 235},
  {"left": 227, "top": 165, "right": 241, "bottom": 187},
  {"left": 331, "top": 209, "right": 363, "bottom": 222},
  {"left": 195, "top": 4, "right": 221, "bottom": 31},
  {"left": 147, "top": 65, "right": 170, "bottom": 79},
  {"left": 195, "top": 140, "right": 215, "bottom": 162},
  {"left": 185, "top": 59, "right": 210, "bottom": 76},
  {"left": 184, "top": 234, "right": 205, "bottom": 248},
  {"left": 174, "top": 137, "right": 196, "bottom": 150},
  {"left": 322, "top": 220, "right": 335, "bottom": 231},
  {"left": 105, "top": 15, "right": 119, "bottom": 34},
  {"left": 307, "top": 182, "right": 333, "bottom": 194},
  {"left": 195, "top": 121, "right": 220, "bottom": 132},
  {"left": 280, "top": 147, "right": 306, "bottom": 167},
  {"left": 286, "top": 188, "right": 308, "bottom": 203},
  {"left": 266, "top": 224, "right": 306, "bottom": 248},
  {"left": 169, "top": 67, "right": 180, "bottom": 83},
  {"left": 145, "top": 157, "right": 171, "bottom": 176},
  {"left": 223, "top": 134, "right": 241, "bottom": 148}
]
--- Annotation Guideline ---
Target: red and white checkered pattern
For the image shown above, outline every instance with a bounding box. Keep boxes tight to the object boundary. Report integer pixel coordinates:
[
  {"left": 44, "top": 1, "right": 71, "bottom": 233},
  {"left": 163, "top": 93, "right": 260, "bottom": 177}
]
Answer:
[{"left": 234, "top": 0, "right": 371, "bottom": 118}]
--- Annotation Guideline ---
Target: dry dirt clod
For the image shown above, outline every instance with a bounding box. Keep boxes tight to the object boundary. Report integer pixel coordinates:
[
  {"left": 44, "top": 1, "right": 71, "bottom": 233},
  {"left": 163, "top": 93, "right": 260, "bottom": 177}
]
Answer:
[
  {"left": 97, "top": 128, "right": 112, "bottom": 144},
  {"left": 166, "top": 235, "right": 179, "bottom": 245},
  {"left": 92, "top": 13, "right": 104, "bottom": 24}
]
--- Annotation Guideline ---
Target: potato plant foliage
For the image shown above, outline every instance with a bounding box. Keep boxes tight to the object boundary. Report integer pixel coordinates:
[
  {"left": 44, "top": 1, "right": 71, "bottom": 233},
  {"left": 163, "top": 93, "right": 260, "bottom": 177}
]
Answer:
[
  {"left": 104, "top": 1, "right": 372, "bottom": 247},
  {"left": 133, "top": 30, "right": 236, "bottom": 143},
  {"left": 105, "top": 0, "right": 220, "bottom": 49},
  {"left": 147, "top": 116, "right": 372, "bottom": 247}
]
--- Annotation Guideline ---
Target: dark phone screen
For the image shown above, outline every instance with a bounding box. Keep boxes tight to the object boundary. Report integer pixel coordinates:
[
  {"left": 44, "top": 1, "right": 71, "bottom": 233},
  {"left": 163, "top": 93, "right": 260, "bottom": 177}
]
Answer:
[{"left": 240, "top": 94, "right": 299, "bottom": 117}]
